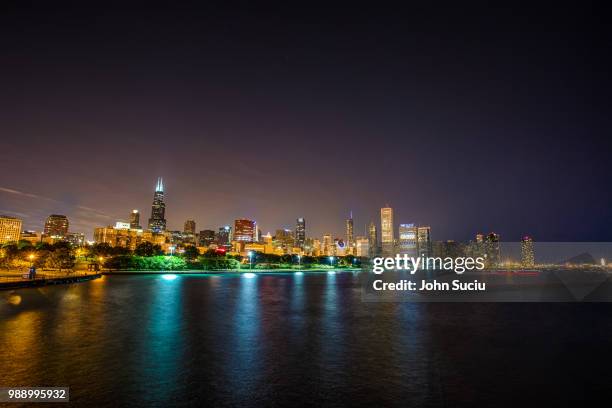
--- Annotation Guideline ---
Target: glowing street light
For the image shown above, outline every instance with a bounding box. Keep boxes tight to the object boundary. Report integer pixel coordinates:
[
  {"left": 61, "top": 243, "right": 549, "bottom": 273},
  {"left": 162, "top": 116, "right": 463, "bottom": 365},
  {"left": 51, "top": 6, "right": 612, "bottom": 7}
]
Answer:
[
  {"left": 169, "top": 246, "right": 176, "bottom": 256},
  {"left": 297, "top": 254, "right": 301, "bottom": 267},
  {"left": 329, "top": 256, "right": 335, "bottom": 267}
]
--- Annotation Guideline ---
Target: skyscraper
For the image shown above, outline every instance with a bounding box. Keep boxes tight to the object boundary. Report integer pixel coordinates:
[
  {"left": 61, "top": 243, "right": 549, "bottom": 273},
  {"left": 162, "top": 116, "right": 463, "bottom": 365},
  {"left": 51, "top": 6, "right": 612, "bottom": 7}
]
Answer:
[
  {"left": 368, "top": 222, "right": 378, "bottom": 257},
  {"left": 184, "top": 219, "right": 196, "bottom": 234},
  {"left": 417, "top": 226, "right": 432, "bottom": 257},
  {"left": 380, "top": 205, "right": 394, "bottom": 255},
  {"left": 199, "top": 229, "right": 216, "bottom": 247},
  {"left": 148, "top": 177, "right": 167, "bottom": 233},
  {"left": 295, "top": 217, "right": 306, "bottom": 248},
  {"left": 233, "top": 219, "right": 256, "bottom": 242},
  {"left": 217, "top": 226, "right": 232, "bottom": 246},
  {"left": 322, "top": 234, "right": 334, "bottom": 256},
  {"left": 521, "top": 236, "right": 535, "bottom": 267},
  {"left": 346, "top": 212, "right": 354, "bottom": 255},
  {"left": 0, "top": 215, "right": 22, "bottom": 244},
  {"left": 484, "top": 232, "right": 501, "bottom": 267},
  {"left": 398, "top": 223, "right": 417, "bottom": 256},
  {"left": 129, "top": 209, "right": 141, "bottom": 229},
  {"left": 44, "top": 214, "right": 69, "bottom": 237}
]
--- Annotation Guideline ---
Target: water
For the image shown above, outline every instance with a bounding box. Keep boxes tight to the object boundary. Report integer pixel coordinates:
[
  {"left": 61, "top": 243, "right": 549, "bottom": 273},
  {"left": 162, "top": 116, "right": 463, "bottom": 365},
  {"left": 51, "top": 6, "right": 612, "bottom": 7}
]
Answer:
[{"left": 1, "top": 272, "right": 611, "bottom": 407}]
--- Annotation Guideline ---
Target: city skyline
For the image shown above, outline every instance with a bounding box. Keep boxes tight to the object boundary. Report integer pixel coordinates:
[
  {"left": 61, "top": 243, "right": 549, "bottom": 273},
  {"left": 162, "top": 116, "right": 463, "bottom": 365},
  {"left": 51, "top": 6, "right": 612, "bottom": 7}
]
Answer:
[{"left": 3, "top": 176, "right": 531, "bottom": 244}]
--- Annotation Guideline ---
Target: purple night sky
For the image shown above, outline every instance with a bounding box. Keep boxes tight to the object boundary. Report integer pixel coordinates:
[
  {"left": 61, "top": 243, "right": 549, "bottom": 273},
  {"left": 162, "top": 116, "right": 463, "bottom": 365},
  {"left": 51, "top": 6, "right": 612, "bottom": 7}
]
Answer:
[{"left": 0, "top": 3, "right": 610, "bottom": 241}]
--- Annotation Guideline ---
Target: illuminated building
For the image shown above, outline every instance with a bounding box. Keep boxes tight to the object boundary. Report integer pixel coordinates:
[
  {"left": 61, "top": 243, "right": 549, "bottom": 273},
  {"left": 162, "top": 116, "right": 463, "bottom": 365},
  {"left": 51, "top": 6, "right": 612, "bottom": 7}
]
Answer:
[
  {"left": 380, "top": 206, "right": 394, "bottom": 255},
  {"left": 233, "top": 219, "right": 255, "bottom": 242},
  {"left": 521, "top": 236, "right": 535, "bottom": 267},
  {"left": 334, "top": 238, "right": 346, "bottom": 256},
  {"left": 295, "top": 217, "right": 306, "bottom": 248},
  {"left": 129, "top": 209, "right": 141, "bottom": 229},
  {"left": 148, "top": 177, "right": 167, "bottom": 233},
  {"left": 355, "top": 236, "right": 369, "bottom": 257},
  {"left": 274, "top": 228, "right": 294, "bottom": 250},
  {"left": 44, "top": 214, "right": 69, "bottom": 238},
  {"left": 217, "top": 226, "right": 232, "bottom": 246},
  {"left": 346, "top": 212, "right": 354, "bottom": 255},
  {"left": 484, "top": 232, "right": 501, "bottom": 267},
  {"left": 368, "top": 222, "right": 378, "bottom": 256},
  {"left": 322, "top": 234, "right": 334, "bottom": 256},
  {"left": 184, "top": 219, "right": 196, "bottom": 234},
  {"left": 433, "top": 240, "right": 466, "bottom": 258},
  {"left": 19, "top": 230, "right": 41, "bottom": 244},
  {"left": 0, "top": 215, "right": 22, "bottom": 244},
  {"left": 417, "top": 226, "right": 432, "bottom": 257},
  {"left": 198, "top": 230, "right": 216, "bottom": 247},
  {"left": 398, "top": 223, "right": 417, "bottom": 256},
  {"left": 66, "top": 232, "right": 85, "bottom": 247}
]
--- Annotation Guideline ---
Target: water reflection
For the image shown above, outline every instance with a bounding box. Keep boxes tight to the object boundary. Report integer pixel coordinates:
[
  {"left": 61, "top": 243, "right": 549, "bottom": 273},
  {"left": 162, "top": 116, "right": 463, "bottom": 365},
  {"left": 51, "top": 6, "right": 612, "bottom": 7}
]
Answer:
[{"left": 138, "top": 274, "right": 184, "bottom": 405}]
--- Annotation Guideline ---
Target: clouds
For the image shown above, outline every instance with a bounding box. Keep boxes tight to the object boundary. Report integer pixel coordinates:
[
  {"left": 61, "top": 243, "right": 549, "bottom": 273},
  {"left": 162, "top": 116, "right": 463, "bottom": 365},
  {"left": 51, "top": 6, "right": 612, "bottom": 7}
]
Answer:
[{"left": 0, "top": 186, "right": 113, "bottom": 238}]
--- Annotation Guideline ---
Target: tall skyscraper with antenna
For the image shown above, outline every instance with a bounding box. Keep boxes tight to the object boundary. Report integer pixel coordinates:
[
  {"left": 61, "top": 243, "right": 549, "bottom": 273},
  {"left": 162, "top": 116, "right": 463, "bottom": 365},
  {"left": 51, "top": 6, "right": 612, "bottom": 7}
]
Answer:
[
  {"left": 346, "top": 211, "right": 354, "bottom": 254},
  {"left": 148, "top": 177, "right": 167, "bottom": 233}
]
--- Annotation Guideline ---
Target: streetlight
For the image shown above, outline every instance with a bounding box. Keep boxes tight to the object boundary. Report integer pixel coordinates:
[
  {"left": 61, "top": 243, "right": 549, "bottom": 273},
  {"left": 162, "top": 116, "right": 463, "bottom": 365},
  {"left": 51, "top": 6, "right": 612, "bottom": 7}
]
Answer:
[
  {"left": 248, "top": 251, "right": 254, "bottom": 270},
  {"left": 297, "top": 254, "right": 301, "bottom": 267},
  {"left": 329, "top": 256, "right": 335, "bottom": 267},
  {"left": 169, "top": 246, "right": 176, "bottom": 256}
]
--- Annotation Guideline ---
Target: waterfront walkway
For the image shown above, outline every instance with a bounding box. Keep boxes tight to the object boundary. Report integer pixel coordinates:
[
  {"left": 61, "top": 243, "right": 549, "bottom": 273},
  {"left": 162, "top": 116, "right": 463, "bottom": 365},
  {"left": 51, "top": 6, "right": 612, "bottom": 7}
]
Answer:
[{"left": 0, "top": 270, "right": 101, "bottom": 289}]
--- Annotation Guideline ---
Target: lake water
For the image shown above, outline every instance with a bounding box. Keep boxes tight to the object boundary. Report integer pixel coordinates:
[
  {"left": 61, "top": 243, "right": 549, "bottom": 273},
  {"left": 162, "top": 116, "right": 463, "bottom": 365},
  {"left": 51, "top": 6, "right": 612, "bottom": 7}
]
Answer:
[{"left": 1, "top": 272, "right": 611, "bottom": 406}]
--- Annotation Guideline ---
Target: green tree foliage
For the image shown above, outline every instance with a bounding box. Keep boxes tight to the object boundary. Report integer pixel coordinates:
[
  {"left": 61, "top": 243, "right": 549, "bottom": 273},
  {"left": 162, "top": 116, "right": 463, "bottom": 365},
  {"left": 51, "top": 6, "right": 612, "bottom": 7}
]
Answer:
[{"left": 45, "top": 248, "right": 76, "bottom": 271}]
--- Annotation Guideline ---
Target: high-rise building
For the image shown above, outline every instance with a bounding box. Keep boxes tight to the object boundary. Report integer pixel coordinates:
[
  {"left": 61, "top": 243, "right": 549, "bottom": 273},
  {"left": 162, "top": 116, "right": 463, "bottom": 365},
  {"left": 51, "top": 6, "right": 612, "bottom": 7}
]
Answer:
[
  {"left": 521, "top": 236, "right": 535, "bottom": 267},
  {"left": 484, "top": 232, "right": 501, "bottom": 267},
  {"left": 217, "top": 226, "right": 232, "bottom": 247},
  {"left": 44, "top": 214, "right": 69, "bottom": 237},
  {"left": 198, "top": 230, "right": 216, "bottom": 247},
  {"left": 295, "top": 217, "right": 306, "bottom": 248},
  {"left": 355, "top": 236, "right": 369, "bottom": 257},
  {"left": 346, "top": 212, "right": 354, "bottom": 255},
  {"left": 275, "top": 229, "right": 294, "bottom": 249},
  {"left": 398, "top": 223, "right": 417, "bottom": 256},
  {"left": 322, "top": 234, "right": 334, "bottom": 256},
  {"left": 129, "top": 209, "right": 141, "bottom": 229},
  {"left": 368, "top": 222, "right": 378, "bottom": 256},
  {"left": 380, "top": 206, "right": 394, "bottom": 255},
  {"left": 233, "top": 219, "right": 255, "bottom": 242},
  {"left": 417, "top": 226, "right": 432, "bottom": 257},
  {"left": 148, "top": 177, "right": 167, "bottom": 233},
  {"left": 184, "top": 219, "right": 196, "bottom": 234},
  {"left": 0, "top": 215, "right": 22, "bottom": 244}
]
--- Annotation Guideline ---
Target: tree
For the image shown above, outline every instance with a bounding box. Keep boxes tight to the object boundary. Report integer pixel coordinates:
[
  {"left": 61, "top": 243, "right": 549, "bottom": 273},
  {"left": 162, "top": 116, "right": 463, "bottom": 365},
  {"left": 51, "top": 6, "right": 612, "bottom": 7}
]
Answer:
[
  {"left": 182, "top": 246, "right": 200, "bottom": 261},
  {"left": 135, "top": 242, "right": 155, "bottom": 256},
  {"left": 45, "top": 248, "right": 75, "bottom": 272}
]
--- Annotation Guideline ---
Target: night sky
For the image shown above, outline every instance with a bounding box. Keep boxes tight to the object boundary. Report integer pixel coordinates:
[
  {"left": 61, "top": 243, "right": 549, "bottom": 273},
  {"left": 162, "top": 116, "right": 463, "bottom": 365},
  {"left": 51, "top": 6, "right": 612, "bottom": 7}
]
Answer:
[{"left": 1, "top": 3, "right": 610, "bottom": 241}]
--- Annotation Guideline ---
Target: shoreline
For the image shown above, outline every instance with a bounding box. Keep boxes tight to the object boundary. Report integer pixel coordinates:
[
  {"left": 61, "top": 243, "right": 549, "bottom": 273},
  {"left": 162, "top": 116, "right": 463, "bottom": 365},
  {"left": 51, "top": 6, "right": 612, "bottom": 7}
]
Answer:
[{"left": 102, "top": 268, "right": 363, "bottom": 275}]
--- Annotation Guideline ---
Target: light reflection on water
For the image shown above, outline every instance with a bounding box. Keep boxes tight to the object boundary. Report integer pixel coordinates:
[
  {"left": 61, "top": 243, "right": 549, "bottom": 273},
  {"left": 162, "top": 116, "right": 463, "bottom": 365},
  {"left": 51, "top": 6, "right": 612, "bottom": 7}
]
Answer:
[{"left": 0, "top": 272, "right": 611, "bottom": 407}]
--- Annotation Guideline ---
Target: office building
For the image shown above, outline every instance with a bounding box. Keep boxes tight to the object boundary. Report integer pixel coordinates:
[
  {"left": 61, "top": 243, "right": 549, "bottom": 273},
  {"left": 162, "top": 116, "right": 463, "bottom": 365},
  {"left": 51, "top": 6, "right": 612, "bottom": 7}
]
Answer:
[
  {"left": 233, "top": 219, "right": 255, "bottom": 242},
  {"left": 417, "top": 226, "right": 432, "bottom": 257},
  {"left": 368, "top": 222, "right": 378, "bottom": 256},
  {"left": 199, "top": 230, "right": 216, "bottom": 247},
  {"left": 398, "top": 223, "right": 417, "bottom": 256},
  {"left": 295, "top": 217, "right": 306, "bottom": 248},
  {"left": 44, "top": 214, "right": 69, "bottom": 237},
  {"left": 380, "top": 206, "right": 394, "bottom": 255},
  {"left": 148, "top": 177, "right": 167, "bottom": 233},
  {"left": 0, "top": 215, "right": 22, "bottom": 244},
  {"left": 129, "top": 209, "right": 142, "bottom": 229},
  {"left": 521, "top": 236, "right": 535, "bottom": 267}
]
